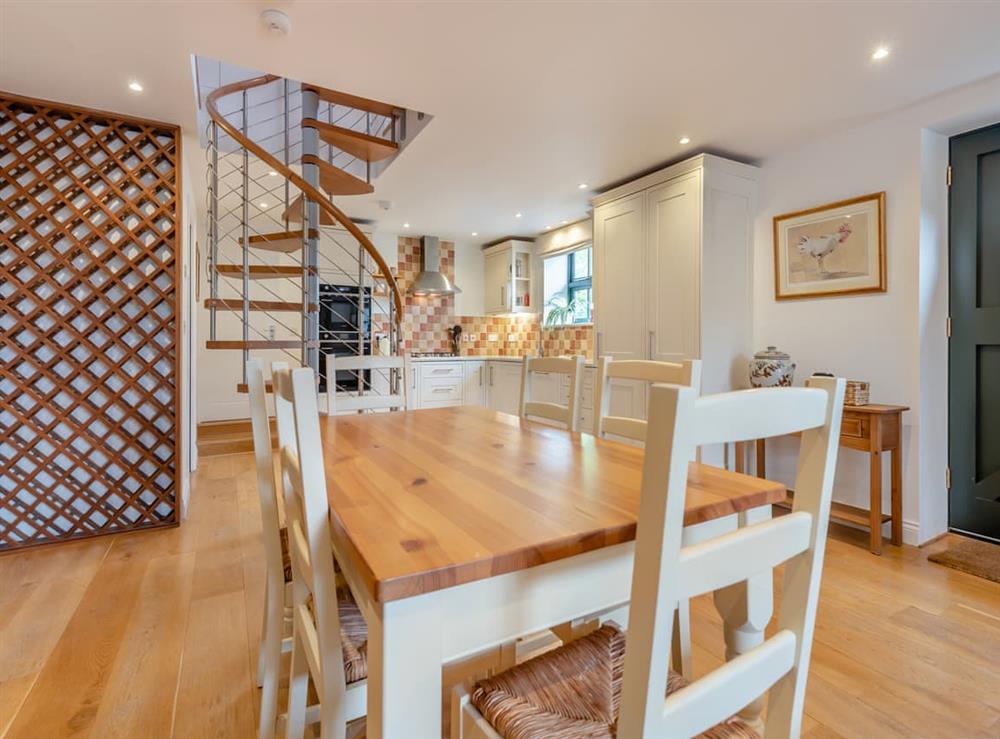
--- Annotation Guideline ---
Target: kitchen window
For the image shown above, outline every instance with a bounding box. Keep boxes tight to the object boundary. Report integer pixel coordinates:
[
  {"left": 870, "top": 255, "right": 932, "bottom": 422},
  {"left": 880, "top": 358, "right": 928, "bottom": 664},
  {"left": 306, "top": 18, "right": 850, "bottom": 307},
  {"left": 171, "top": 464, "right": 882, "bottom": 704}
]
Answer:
[{"left": 542, "top": 245, "right": 593, "bottom": 326}]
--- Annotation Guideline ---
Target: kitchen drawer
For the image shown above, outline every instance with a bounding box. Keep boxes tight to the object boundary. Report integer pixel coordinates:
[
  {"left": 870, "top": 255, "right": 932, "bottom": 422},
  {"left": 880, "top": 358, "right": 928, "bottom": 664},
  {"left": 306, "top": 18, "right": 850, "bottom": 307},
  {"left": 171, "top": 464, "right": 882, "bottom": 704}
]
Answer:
[
  {"left": 420, "top": 378, "right": 463, "bottom": 404},
  {"left": 419, "top": 362, "right": 464, "bottom": 379}
]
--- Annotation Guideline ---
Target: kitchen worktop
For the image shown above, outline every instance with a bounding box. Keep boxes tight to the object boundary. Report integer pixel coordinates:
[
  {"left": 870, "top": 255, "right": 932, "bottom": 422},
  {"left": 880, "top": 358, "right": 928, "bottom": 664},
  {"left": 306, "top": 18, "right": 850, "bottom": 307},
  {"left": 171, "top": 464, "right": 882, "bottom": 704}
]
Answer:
[{"left": 408, "top": 355, "right": 596, "bottom": 367}]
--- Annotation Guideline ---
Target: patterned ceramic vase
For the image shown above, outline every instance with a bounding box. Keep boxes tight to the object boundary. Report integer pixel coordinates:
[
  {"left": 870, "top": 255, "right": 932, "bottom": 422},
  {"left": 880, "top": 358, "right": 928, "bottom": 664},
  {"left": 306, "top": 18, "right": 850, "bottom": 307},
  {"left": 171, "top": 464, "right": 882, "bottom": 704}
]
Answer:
[{"left": 749, "top": 346, "right": 796, "bottom": 388}]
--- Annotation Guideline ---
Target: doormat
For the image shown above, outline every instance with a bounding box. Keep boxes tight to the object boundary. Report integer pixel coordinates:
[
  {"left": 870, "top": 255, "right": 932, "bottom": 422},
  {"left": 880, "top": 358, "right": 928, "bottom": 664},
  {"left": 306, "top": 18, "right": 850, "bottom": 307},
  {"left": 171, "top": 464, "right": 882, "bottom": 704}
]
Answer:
[{"left": 928, "top": 536, "right": 1000, "bottom": 584}]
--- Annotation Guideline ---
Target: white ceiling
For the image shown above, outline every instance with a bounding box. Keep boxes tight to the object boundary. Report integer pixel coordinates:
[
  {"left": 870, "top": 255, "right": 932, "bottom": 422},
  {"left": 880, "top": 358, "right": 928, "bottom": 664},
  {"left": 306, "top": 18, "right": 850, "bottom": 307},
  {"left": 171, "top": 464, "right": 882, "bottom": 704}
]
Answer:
[{"left": 4, "top": 1, "right": 1000, "bottom": 243}]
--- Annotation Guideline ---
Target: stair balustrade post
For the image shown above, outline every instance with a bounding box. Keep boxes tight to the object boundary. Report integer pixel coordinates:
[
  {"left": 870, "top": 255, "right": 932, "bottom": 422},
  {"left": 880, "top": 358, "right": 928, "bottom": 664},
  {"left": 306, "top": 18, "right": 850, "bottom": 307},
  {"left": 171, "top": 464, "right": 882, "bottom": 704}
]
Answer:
[{"left": 241, "top": 89, "right": 250, "bottom": 385}]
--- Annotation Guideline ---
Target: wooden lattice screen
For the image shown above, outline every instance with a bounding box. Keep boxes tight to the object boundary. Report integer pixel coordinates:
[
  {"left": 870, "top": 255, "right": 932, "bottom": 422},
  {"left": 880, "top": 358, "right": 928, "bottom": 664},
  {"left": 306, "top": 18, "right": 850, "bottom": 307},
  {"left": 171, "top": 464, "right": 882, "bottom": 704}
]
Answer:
[{"left": 0, "top": 92, "right": 181, "bottom": 551}]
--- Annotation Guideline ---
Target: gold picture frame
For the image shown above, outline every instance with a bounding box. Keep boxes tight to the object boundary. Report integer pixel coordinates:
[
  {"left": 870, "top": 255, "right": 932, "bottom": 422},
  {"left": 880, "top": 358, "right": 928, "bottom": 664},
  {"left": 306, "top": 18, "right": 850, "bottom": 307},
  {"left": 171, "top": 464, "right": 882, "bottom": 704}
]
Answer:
[{"left": 772, "top": 191, "right": 886, "bottom": 300}]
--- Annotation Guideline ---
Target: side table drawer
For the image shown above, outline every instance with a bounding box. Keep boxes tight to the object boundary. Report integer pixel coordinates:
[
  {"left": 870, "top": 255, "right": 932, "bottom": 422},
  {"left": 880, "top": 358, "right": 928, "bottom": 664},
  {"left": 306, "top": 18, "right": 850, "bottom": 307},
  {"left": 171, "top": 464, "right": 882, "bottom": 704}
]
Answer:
[{"left": 840, "top": 412, "right": 870, "bottom": 441}]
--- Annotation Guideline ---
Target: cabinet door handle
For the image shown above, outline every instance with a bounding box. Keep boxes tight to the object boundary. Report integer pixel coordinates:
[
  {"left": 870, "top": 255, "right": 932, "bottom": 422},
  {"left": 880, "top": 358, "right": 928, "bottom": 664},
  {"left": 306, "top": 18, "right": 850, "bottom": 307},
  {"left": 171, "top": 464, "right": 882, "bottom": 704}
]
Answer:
[
  {"left": 478, "top": 367, "right": 483, "bottom": 386},
  {"left": 500, "top": 285, "right": 506, "bottom": 307},
  {"left": 596, "top": 332, "right": 602, "bottom": 360},
  {"left": 649, "top": 330, "right": 655, "bottom": 359},
  {"left": 490, "top": 365, "right": 495, "bottom": 386}
]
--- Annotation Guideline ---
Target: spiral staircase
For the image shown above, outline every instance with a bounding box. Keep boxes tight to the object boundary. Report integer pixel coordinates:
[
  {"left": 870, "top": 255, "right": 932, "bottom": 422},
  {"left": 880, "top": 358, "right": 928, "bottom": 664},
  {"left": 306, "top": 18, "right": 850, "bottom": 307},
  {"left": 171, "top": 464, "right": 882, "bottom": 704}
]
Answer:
[{"left": 203, "top": 74, "right": 413, "bottom": 404}]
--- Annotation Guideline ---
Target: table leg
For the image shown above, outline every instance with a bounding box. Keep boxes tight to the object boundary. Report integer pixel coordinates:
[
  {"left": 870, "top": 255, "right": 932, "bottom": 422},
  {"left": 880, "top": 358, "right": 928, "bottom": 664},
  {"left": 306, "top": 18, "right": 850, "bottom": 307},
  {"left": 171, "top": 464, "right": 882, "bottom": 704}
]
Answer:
[
  {"left": 367, "top": 593, "right": 443, "bottom": 739},
  {"left": 890, "top": 447, "right": 902, "bottom": 546},
  {"left": 755, "top": 438, "right": 766, "bottom": 479},
  {"left": 869, "top": 450, "right": 883, "bottom": 555},
  {"left": 712, "top": 505, "right": 773, "bottom": 734}
]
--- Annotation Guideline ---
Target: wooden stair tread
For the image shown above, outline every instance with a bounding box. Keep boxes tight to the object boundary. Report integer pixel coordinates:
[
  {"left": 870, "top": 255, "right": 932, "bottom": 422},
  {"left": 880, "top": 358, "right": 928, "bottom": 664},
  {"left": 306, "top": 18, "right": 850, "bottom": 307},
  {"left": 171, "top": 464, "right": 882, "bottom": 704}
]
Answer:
[
  {"left": 283, "top": 195, "right": 338, "bottom": 225},
  {"left": 303, "top": 119, "right": 398, "bottom": 162},
  {"left": 302, "top": 154, "right": 374, "bottom": 196},
  {"left": 301, "top": 84, "right": 401, "bottom": 118},
  {"left": 206, "top": 340, "right": 320, "bottom": 350},
  {"left": 774, "top": 491, "right": 891, "bottom": 528},
  {"left": 216, "top": 264, "right": 309, "bottom": 279},
  {"left": 203, "top": 298, "right": 316, "bottom": 312},
  {"left": 238, "top": 229, "right": 315, "bottom": 253}
]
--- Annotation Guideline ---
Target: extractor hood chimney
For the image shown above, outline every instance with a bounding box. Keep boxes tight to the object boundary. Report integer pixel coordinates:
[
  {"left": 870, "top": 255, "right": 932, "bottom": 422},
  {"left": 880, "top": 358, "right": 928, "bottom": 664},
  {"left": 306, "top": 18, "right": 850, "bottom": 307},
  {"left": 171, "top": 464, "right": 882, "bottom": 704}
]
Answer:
[{"left": 408, "top": 236, "right": 461, "bottom": 296}]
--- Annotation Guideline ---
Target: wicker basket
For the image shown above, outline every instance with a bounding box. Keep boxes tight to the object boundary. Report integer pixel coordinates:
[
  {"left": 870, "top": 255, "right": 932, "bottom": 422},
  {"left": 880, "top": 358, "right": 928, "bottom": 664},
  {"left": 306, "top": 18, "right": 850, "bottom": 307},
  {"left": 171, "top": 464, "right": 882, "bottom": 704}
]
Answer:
[{"left": 844, "top": 380, "right": 870, "bottom": 406}]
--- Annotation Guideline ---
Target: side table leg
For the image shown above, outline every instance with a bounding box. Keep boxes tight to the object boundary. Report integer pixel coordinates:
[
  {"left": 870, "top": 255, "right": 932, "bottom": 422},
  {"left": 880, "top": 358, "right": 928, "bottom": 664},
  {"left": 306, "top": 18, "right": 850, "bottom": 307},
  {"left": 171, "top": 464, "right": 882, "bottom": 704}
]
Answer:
[
  {"left": 869, "top": 450, "right": 883, "bottom": 555},
  {"left": 890, "top": 446, "right": 903, "bottom": 546}
]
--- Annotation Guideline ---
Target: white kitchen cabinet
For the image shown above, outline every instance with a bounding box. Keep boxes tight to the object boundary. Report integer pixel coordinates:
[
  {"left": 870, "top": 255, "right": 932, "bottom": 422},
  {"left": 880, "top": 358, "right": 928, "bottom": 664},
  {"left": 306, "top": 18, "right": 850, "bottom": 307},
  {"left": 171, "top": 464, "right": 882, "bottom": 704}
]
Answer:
[
  {"left": 483, "top": 240, "right": 535, "bottom": 316},
  {"left": 486, "top": 361, "right": 522, "bottom": 415},
  {"left": 592, "top": 154, "right": 758, "bottom": 465},
  {"left": 408, "top": 361, "right": 464, "bottom": 409},
  {"left": 463, "top": 361, "right": 486, "bottom": 406}
]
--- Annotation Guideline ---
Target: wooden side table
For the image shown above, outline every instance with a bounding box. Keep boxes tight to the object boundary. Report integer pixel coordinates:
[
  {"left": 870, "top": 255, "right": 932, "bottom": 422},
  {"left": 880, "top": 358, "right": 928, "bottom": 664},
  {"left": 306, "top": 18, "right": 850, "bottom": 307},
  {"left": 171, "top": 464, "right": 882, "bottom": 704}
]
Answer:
[{"left": 736, "top": 404, "right": 909, "bottom": 555}]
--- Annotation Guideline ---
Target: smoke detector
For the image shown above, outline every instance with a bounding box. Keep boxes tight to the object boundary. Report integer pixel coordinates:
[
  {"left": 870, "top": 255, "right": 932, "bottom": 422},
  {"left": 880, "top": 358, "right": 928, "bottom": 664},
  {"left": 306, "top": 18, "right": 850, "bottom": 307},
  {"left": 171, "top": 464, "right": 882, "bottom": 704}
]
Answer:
[{"left": 260, "top": 9, "right": 291, "bottom": 36}]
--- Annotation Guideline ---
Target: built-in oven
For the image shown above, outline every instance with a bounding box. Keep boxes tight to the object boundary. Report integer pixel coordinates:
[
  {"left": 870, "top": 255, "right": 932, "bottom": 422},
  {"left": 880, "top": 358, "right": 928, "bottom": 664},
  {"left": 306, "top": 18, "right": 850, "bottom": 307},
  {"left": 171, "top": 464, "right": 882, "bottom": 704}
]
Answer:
[{"left": 318, "top": 283, "right": 371, "bottom": 393}]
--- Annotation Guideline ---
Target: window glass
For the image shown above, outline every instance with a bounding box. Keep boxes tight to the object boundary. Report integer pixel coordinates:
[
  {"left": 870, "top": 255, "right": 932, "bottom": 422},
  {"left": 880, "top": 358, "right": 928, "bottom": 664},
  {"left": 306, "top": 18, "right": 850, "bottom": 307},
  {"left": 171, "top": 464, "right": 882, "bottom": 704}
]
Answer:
[{"left": 543, "top": 245, "right": 593, "bottom": 326}]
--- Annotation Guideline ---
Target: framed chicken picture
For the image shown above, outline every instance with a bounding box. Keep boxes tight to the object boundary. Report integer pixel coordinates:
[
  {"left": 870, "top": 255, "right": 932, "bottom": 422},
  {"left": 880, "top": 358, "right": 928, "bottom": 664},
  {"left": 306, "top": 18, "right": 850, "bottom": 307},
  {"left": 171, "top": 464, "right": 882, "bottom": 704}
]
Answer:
[{"left": 773, "top": 192, "right": 886, "bottom": 300}]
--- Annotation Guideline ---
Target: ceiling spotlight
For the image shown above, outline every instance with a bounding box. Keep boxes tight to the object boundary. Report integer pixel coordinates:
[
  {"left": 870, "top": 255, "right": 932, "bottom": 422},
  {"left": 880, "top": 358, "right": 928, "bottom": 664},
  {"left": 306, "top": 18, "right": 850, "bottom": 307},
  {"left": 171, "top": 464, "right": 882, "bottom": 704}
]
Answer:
[
  {"left": 268, "top": 170, "right": 279, "bottom": 177},
  {"left": 561, "top": 220, "right": 569, "bottom": 225},
  {"left": 259, "top": 202, "right": 269, "bottom": 208},
  {"left": 577, "top": 183, "right": 588, "bottom": 190},
  {"left": 515, "top": 212, "right": 523, "bottom": 218},
  {"left": 679, "top": 136, "right": 691, "bottom": 145},
  {"left": 544, "top": 225, "right": 552, "bottom": 230},
  {"left": 471, "top": 232, "right": 478, "bottom": 236},
  {"left": 403, "top": 222, "right": 410, "bottom": 228},
  {"left": 128, "top": 80, "right": 144, "bottom": 93},
  {"left": 872, "top": 46, "right": 890, "bottom": 61}
]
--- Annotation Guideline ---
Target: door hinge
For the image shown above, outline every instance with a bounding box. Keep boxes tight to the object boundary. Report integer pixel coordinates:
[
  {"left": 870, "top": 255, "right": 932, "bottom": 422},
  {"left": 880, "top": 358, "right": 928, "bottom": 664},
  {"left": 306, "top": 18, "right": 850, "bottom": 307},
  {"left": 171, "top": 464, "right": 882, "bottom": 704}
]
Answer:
[
  {"left": 946, "top": 316, "right": 952, "bottom": 338},
  {"left": 946, "top": 165, "right": 952, "bottom": 187},
  {"left": 946, "top": 466, "right": 952, "bottom": 489}
]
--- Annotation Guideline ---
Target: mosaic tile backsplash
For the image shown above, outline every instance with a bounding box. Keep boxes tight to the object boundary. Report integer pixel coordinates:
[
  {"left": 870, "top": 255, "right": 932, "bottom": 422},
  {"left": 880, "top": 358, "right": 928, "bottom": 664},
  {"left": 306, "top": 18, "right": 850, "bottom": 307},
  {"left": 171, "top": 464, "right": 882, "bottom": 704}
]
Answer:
[{"left": 396, "top": 237, "right": 593, "bottom": 358}]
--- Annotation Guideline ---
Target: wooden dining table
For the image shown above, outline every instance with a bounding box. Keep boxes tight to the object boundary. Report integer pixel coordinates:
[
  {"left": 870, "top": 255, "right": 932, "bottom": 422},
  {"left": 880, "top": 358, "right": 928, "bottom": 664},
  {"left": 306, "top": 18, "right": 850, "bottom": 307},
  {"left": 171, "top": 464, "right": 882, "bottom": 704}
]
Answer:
[{"left": 321, "top": 405, "right": 786, "bottom": 739}]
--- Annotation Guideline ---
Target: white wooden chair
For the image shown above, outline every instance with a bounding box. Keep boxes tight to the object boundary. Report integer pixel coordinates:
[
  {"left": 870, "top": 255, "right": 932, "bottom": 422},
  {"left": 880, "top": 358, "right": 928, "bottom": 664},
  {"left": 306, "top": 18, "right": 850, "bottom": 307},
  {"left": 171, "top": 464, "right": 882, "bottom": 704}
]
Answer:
[
  {"left": 326, "top": 354, "right": 409, "bottom": 415},
  {"left": 274, "top": 365, "right": 368, "bottom": 739},
  {"left": 518, "top": 355, "right": 584, "bottom": 431},
  {"left": 590, "top": 355, "right": 702, "bottom": 678},
  {"left": 593, "top": 356, "right": 702, "bottom": 441},
  {"left": 247, "top": 359, "right": 295, "bottom": 739},
  {"left": 454, "top": 376, "right": 845, "bottom": 739}
]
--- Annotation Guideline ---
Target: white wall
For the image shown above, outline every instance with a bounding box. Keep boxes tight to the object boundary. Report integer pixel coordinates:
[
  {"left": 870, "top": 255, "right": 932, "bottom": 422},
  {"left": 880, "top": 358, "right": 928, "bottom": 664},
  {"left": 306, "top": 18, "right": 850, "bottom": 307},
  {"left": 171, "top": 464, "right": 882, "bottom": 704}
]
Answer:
[{"left": 752, "top": 72, "right": 1000, "bottom": 544}]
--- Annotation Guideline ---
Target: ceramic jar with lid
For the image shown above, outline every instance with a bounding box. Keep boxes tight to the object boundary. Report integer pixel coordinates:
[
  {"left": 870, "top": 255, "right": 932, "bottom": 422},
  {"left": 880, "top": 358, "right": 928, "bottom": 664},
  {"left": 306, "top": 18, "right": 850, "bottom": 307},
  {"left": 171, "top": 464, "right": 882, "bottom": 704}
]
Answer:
[{"left": 749, "top": 346, "right": 796, "bottom": 388}]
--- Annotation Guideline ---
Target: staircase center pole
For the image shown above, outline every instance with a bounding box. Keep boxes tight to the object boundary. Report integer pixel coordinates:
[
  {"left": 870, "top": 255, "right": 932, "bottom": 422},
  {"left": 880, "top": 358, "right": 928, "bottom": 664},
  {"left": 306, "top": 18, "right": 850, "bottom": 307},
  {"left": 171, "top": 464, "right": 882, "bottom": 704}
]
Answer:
[{"left": 301, "top": 88, "right": 321, "bottom": 378}]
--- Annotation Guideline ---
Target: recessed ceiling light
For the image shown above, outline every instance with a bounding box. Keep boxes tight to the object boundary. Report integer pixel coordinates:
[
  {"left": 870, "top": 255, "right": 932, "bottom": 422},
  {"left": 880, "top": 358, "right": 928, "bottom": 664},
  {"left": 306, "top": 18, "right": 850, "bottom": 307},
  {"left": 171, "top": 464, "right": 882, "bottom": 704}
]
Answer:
[
  {"left": 561, "top": 220, "right": 569, "bottom": 225},
  {"left": 515, "top": 212, "right": 523, "bottom": 218},
  {"left": 128, "top": 80, "right": 144, "bottom": 93},
  {"left": 471, "top": 232, "right": 478, "bottom": 236},
  {"left": 259, "top": 202, "right": 268, "bottom": 208},
  {"left": 544, "top": 225, "right": 552, "bottom": 230},
  {"left": 872, "top": 46, "right": 890, "bottom": 61},
  {"left": 268, "top": 170, "right": 279, "bottom": 177},
  {"left": 577, "top": 183, "right": 588, "bottom": 190},
  {"left": 403, "top": 222, "right": 410, "bottom": 228},
  {"left": 679, "top": 136, "right": 691, "bottom": 145}
]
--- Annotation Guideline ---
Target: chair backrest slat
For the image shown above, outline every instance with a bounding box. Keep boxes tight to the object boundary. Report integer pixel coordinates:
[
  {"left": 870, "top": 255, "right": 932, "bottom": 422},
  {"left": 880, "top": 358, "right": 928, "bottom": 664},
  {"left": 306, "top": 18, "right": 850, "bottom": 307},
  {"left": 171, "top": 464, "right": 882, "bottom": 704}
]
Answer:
[
  {"left": 518, "top": 355, "right": 584, "bottom": 431},
  {"left": 677, "top": 512, "right": 811, "bottom": 599},
  {"left": 618, "top": 375, "right": 845, "bottom": 738},
  {"left": 661, "top": 630, "right": 797, "bottom": 736},
  {"left": 326, "top": 354, "right": 410, "bottom": 414},
  {"left": 594, "top": 357, "right": 702, "bottom": 441}
]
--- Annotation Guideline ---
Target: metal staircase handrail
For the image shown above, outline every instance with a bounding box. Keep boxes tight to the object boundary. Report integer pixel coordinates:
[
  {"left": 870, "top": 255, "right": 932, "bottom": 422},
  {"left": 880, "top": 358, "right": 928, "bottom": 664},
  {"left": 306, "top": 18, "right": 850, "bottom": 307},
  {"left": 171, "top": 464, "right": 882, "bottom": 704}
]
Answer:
[{"left": 205, "top": 73, "right": 403, "bottom": 323}]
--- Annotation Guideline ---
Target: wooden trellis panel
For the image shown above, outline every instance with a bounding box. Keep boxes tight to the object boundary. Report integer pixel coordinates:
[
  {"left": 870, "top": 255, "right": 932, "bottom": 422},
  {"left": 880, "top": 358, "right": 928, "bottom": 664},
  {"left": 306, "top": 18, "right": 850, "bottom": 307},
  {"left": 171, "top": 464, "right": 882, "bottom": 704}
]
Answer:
[{"left": 0, "top": 92, "right": 182, "bottom": 551}]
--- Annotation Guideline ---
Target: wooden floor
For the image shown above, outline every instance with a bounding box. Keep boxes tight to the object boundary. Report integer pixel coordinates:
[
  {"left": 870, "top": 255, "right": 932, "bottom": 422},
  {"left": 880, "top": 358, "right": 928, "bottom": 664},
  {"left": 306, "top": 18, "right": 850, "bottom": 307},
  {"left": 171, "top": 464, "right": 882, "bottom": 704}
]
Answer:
[{"left": 1, "top": 452, "right": 998, "bottom": 738}]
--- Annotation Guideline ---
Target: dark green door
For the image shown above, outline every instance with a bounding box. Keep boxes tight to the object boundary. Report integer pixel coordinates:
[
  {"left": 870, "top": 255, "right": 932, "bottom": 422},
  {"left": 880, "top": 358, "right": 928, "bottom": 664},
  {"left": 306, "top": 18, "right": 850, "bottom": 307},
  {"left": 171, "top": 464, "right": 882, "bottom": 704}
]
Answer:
[{"left": 950, "top": 123, "right": 1000, "bottom": 542}]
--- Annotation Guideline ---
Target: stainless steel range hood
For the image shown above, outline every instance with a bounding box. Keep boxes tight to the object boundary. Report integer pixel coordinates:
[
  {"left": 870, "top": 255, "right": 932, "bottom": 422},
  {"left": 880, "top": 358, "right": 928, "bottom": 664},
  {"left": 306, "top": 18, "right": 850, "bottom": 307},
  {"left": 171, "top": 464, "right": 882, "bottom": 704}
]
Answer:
[{"left": 408, "top": 235, "right": 461, "bottom": 295}]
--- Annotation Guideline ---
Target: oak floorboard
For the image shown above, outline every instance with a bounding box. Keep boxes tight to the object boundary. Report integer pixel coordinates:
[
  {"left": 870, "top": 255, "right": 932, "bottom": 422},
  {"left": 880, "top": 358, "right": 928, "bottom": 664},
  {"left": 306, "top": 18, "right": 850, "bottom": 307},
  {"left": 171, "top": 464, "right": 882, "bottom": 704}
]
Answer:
[{"left": 1, "top": 451, "right": 998, "bottom": 738}]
